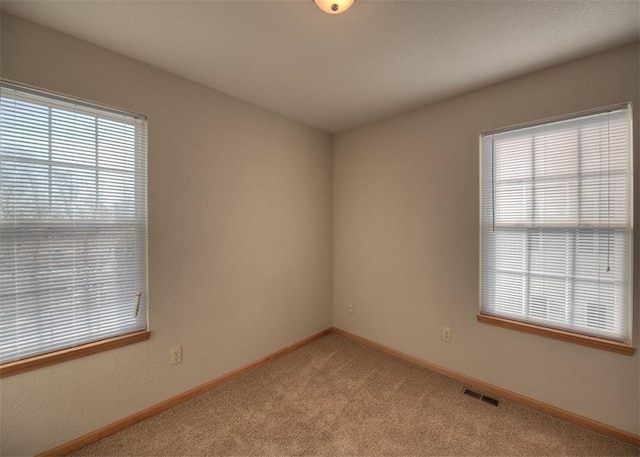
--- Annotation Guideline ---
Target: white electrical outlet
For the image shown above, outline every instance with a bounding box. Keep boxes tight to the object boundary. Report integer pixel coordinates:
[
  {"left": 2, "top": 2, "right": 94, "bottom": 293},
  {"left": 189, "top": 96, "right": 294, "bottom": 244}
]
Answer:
[
  {"left": 170, "top": 346, "right": 182, "bottom": 365},
  {"left": 348, "top": 303, "right": 354, "bottom": 313},
  {"left": 442, "top": 327, "right": 451, "bottom": 343}
]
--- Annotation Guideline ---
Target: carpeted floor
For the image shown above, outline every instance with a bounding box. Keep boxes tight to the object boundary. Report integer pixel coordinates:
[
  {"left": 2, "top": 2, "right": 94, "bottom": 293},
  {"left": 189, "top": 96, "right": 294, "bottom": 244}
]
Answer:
[{"left": 72, "top": 334, "right": 639, "bottom": 456}]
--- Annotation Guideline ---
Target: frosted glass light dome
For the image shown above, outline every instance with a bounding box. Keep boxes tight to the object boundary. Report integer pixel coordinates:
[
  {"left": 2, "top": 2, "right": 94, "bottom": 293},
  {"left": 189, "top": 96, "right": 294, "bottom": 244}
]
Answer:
[{"left": 313, "top": 0, "right": 356, "bottom": 14}]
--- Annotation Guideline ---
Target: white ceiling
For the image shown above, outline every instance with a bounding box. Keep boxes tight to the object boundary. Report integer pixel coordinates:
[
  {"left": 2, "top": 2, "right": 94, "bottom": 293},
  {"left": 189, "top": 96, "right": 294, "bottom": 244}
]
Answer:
[{"left": 2, "top": 0, "right": 639, "bottom": 133}]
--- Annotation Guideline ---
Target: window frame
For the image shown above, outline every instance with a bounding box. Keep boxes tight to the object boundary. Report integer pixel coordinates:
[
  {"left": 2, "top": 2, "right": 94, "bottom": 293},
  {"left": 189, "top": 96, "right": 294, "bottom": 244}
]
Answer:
[
  {"left": 0, "top": 80, "right": 150, "bottom": 377},
  {"left": 478, "top": 104, "right": 634, "bottom": 354}
]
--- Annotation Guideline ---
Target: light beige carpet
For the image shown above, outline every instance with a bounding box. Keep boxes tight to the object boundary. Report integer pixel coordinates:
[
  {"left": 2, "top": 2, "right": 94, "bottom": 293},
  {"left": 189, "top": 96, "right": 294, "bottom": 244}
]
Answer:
[{"left": 72, "top": 334, "right": 638, "bottom": 456}]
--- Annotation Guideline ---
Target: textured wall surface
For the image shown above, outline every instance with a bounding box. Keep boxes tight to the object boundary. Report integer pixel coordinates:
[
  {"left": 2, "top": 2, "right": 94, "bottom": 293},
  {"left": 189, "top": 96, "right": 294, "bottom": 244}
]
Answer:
[
  {"left": 333, "top": 43, "right": 639, "bottom": 435},
  {"left": 0, "top": 13, "right": 332, "bottom": 456}
]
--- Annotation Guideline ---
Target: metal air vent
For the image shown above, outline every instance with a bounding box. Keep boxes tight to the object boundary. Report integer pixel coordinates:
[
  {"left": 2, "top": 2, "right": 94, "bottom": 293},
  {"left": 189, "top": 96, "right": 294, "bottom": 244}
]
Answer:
[{"left": 462, "top": 388, "right": 500, "bottom": 407}]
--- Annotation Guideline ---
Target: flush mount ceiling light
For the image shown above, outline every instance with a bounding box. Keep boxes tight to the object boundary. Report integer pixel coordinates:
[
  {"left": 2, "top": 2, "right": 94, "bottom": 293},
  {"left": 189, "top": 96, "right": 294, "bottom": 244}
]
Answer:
[{"left": 313, "top": 0, "right": 356, "bottom": 14}]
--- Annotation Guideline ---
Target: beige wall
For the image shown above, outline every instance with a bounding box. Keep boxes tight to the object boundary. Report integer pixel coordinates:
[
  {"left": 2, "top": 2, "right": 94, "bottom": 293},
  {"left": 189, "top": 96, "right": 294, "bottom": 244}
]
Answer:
[
  {"left": 0, "top": 14, "right": 332, "bottom": 456},
  {"left": 333, "top": 42, "right": 639, "bottom": 435}
]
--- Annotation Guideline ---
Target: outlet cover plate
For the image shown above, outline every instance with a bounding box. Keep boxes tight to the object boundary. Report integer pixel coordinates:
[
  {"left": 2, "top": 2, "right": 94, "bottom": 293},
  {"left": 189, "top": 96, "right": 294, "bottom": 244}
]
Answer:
[{"left": 170, "top": 346, "right": 182, "bottom": 365}]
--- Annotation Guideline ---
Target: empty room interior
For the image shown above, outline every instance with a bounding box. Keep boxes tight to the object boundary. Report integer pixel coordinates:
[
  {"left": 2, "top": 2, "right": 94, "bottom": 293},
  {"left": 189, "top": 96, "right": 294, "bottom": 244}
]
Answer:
[{"left": 0, "top": 1, "right": 639, "bottom": 456}]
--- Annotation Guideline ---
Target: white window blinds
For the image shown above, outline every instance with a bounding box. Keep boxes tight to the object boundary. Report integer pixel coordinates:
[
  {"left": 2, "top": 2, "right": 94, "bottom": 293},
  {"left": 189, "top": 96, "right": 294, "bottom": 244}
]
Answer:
[
  {"left": 0, "top": 82, "right": 148, "bottom": 364},
  {"left": 480, "top": 105, "right": 633, "bottom": 343}
]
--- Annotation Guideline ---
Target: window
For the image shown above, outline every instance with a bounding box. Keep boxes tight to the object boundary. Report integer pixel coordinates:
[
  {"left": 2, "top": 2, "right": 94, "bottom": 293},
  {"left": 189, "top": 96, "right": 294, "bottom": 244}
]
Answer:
[
  {"left": 0, "top": 82, "right": 148, "bottom": 367},
  {"left": 480, "top": 105, "right": 633, "bottom": 348}
]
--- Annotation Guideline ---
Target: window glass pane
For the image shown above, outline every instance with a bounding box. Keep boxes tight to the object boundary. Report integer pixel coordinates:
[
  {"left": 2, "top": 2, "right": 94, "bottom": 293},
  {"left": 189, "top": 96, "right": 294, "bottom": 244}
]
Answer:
[
  {"left": 481, "top": 106, "right": 632, "bottom": 343},
  {"left": 0, "top": 83, "right": 148, "bottom": 364}
]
